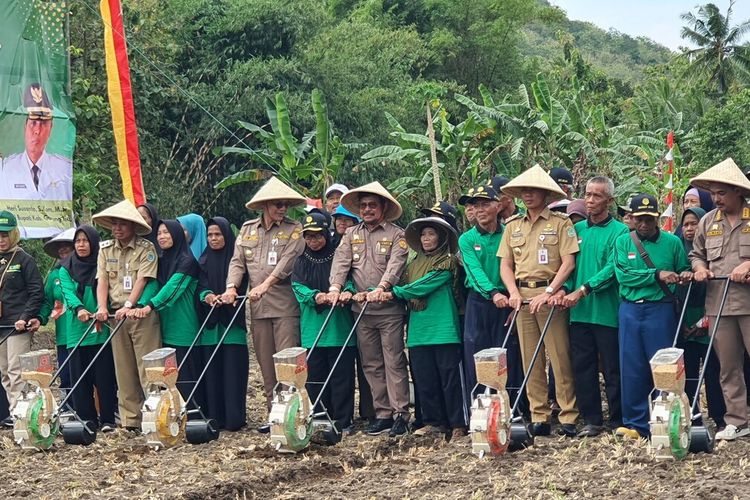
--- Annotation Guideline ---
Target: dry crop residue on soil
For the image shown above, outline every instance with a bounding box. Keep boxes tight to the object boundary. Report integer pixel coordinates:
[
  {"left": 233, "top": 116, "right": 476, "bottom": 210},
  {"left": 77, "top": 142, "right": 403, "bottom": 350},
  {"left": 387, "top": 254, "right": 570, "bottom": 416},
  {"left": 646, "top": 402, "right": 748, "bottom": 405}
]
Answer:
[{"left": 4, "top": 331, "right": 750, "bottom": 499}]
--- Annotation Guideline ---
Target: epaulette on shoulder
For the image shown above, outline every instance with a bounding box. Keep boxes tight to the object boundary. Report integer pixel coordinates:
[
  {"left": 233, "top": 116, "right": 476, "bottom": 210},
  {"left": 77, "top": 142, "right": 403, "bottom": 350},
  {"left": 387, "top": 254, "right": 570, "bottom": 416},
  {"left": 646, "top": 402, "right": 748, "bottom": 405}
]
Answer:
[
  {"left": 242, "top": 218, "right": 260, "bottom": 226},
  {"left": 136, "top": 238, "right": 153, "bottom": 248},
  {"left": 550, "top": 211, "right": 569, "bottom": 219},
  {"left": 100, "top": 239, "right": 114, "bottom": 249},
  {"left": 505, "top": 213, "right": 523, "bottom": 223}
]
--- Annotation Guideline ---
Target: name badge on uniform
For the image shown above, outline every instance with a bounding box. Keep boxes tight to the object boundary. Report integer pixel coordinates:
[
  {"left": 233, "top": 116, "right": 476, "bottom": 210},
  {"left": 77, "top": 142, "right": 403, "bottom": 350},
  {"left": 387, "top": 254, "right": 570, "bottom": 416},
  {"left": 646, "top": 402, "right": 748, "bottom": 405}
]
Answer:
[
  {"left": 538, "top": 248, "right": 548, "bottom": 265},
  {"left": 267, "top": 251, "right": 278, "bottom": 266},
  {"left": 123, "top": 275, "right": 133, "bottom": 291}
]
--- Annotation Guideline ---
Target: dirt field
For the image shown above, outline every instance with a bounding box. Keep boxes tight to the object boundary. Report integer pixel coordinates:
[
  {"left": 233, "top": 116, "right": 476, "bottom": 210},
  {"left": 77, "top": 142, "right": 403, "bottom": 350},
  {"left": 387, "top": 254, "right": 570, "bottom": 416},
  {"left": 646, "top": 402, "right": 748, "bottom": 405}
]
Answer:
[{"left": 4, "top": 331, "right": 750, "bottom": 499}]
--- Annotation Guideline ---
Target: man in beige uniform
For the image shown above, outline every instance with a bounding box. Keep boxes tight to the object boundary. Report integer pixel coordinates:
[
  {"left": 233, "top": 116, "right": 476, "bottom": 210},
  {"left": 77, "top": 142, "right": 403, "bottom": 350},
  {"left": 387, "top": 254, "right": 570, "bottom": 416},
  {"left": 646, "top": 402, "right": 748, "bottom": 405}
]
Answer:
[
  {"left": 93, "top": 200, "right": 161, "bottom": 431},
  {"left": 690, "top": 158, "right": 750, "bottom": 441},
  {"left": 327, "top": 182, "right": 410, "bottom": 437},
  {"left": 498, "top": 165, "right": 580, "bottom": 437},
  {"left": 222, "top": 177, "right": 305, "bottom": 431}
]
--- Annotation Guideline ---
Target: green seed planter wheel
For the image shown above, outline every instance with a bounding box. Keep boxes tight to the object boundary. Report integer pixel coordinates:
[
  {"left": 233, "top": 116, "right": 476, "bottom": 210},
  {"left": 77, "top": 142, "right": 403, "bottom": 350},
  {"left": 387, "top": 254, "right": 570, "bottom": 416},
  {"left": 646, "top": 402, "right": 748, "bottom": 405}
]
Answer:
[
  {"left": 28, "top": 396, "right": 59, "bottom": 450},
  {"left": 283, "top": 393, "right": 313, "bottom": 452},
  {"left": 669, "top": 398, "right": 689, "bottom": 460}
]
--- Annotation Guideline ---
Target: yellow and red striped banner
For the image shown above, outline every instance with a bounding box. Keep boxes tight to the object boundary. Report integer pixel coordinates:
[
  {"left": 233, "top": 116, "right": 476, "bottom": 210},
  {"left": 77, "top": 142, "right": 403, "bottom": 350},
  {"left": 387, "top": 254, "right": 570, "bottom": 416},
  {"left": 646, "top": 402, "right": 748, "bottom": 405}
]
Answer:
[{"left": 100, "top": 0, "right": 146, "bottom": 205}]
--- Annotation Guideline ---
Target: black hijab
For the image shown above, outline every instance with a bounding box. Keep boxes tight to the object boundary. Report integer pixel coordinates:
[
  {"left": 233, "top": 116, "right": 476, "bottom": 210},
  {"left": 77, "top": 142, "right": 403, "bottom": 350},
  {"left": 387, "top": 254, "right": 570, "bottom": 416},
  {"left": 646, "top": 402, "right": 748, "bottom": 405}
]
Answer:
[
  {"left": 62, "top": 225, "right": 101, "bottom": 297},
  {"left": 292, "top": 226, "right": 337, "bottom": 312},
  {"left": 156, "top": 219, "right": 200, "bottom": 286},
  {"left": 138, "top": 203, "right": 159, "bottom": 246},
  {"left": 198, "top": 217, "right": 246, "bottom": 329}
]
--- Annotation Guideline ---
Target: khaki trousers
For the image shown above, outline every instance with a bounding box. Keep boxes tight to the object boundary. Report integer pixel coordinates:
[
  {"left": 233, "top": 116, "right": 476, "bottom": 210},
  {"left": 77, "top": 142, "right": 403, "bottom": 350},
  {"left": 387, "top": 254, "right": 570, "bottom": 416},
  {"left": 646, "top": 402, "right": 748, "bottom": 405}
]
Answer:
[
  {"left": 0, "top": 332, "right": 32, "bottom": 410},
  {"left": 251, "top": 316, "right": 300, "bottom": 408},
  {"left": 357, "top": 314, "right": 409, "bottom": 419},
  {"left": 710, "top": 314, "right": 750, "bottom": 427},
  {"left": 516, "top": 297, "right": 579, "bottom": 425},
  {"left": 110, "top": 315, "right": 161, "bottom": 427}
]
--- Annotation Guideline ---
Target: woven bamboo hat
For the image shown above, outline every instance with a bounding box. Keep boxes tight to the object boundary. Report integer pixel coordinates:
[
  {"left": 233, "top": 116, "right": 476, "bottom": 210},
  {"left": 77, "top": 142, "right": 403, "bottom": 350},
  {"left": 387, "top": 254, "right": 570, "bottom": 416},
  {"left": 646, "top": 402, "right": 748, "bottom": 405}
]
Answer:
[
  {"left": 690, "top": 158, "right": 750, "bottom": 196},
  {"left": 43, "top": 227, "right": 77, "bottom": 258},
  {"left": 405, "top": 216, "right": 458, "bottom": 254},
  {"left": 245, "top": 177, "right": 306, "bottom": 210},
  {"left": 340, "top": 181, "right": 403, "bottom": 222},
  {"left": 500, "top": 164, "right": 567, "bottom": 202},
  {"left": 93, "top": 200, "right": 152, "bottom": 236}
]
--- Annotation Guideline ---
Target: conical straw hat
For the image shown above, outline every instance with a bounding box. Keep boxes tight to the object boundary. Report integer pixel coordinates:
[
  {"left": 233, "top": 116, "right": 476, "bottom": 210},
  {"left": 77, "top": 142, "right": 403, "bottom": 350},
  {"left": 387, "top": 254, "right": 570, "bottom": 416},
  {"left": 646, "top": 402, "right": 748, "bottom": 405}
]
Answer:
[
  {"left": 340, "top": 181, "right": 403, "bottom": 222},
  {"left": 93, "top": 200, "right": 152, "bottom": 236},
  {"left": 690, "top": 158, "right": 750, "bottom": 195},
  {"left": 500, "top": 164, "right": 567, "bottom": 202},
  {"left": 245, "top": 176, "right": 306, "bottom": 210},
  {"left": 405, "top": 216, "right": 458, "bottom": 254},
  {"left": 43, "top": 227, "right": 77, "bottom": 258}
]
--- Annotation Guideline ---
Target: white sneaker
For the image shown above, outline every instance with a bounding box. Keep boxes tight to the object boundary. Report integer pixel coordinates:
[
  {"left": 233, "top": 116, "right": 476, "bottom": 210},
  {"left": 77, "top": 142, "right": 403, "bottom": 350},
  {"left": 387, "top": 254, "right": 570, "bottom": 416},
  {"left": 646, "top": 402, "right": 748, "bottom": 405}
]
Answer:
[{"left": 715, "top": 424, "right": 750, "bottom": 440}]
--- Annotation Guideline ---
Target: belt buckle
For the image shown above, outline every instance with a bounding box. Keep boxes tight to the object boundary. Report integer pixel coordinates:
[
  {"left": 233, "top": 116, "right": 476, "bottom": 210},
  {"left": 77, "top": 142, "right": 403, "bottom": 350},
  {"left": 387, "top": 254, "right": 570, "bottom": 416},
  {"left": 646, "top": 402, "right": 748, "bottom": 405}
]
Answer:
[{"left": 528, "top": 282, "right": 536, "bottom": 289}]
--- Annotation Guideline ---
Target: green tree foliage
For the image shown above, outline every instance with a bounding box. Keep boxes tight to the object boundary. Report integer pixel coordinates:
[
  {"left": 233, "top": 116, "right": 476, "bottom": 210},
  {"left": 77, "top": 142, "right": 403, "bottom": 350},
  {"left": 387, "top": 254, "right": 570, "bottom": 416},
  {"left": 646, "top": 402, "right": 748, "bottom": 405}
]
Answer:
[{"left": 691, "top": 89, "right": 750, "bottom": 170}]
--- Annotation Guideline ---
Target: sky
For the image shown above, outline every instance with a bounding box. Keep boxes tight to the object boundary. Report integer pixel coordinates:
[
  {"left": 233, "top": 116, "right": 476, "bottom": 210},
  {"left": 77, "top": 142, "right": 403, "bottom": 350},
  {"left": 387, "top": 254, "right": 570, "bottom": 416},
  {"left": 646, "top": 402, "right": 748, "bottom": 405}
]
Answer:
[{"left": 548, "top": 0, "right": 750, "bottom": 51}]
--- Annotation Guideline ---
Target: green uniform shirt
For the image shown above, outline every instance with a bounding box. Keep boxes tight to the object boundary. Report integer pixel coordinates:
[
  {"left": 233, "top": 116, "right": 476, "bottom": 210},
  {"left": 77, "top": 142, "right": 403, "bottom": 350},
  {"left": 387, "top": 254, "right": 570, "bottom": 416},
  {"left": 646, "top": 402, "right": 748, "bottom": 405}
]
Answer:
[
  {"left": 392, "top": 270, "right": 461, "bottom": 348},
  {"left": 570, "top": 217, "right": 629, "bottom": 328},
  {"left": 197, "top": 289, "right": 247, "bottom": 345},
  {"left": 58, "top": 267, "right": 111, "bottom": 347},
  {"left": 149, "top": 273, "right": 199, "bottom": 346},
  {"left": 40, "top": 267, "right": 71, "bottom": 347},
  {"left": 614, "top": 230, "right": 690, "bottom": 302},
  {"left": 458, "top": 225, "right": 505, "bottom": 299},
  {"left": 292, "top": 281, "right": 355, "bottom": 348}
]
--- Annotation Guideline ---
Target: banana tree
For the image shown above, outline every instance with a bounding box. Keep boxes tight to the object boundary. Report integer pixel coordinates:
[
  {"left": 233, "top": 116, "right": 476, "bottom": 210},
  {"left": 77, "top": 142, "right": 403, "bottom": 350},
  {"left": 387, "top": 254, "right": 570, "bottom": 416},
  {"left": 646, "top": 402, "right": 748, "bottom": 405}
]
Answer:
[{"left": 215, "top": 89, "right": 349, "bottom": 199}]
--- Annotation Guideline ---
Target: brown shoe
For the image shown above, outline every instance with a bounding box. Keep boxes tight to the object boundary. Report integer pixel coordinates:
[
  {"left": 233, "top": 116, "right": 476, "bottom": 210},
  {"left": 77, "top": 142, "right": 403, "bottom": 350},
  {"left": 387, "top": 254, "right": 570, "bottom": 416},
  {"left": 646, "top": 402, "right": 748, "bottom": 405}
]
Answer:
[{"left": 451, "top": 427, "right": 468, "bottom": 440}]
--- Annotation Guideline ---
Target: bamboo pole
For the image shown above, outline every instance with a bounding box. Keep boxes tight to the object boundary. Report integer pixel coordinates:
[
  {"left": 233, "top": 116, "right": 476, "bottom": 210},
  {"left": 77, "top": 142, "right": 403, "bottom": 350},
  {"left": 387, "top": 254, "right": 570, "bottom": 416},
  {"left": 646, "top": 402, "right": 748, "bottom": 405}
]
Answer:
[{"left": 426, "top": 103, "right": 442, "bottom": 201}]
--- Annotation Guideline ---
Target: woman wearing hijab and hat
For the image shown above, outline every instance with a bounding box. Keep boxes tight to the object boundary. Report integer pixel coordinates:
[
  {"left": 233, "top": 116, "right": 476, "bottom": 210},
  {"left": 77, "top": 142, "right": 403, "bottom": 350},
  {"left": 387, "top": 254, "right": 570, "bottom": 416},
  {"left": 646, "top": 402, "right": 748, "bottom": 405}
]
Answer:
[
  {"left": 59, "top": 225, "right": 118, "bottom": 431},
  {"left": 197, "top": 217, "right": 249, "bottom": 431},
  {"left": 676, "top": 206, "right": 726, "bottom": 431},
  {"left": 130, "top": 220, "right": 204, "bottom": 406},
  {"left": 292, "top": 212, "right": 356, "bottom": 432},
  {"left": 331, "top": 205, "right": 360, "bottom": 248},
  {"left": 137, "top": 203, "right": 160, "bottom": 248},
  {"left": 674, "top": 187, "right": 714, "bottom": 238},
  {"left": 177, "top": 213, "right": 208, "bottom": 260},
  {"left": 39, "top": 228, "right": 76, "bottom": 394},
  {"left": 0, "top": 210, "right": 43, "bottom": 425},
  {"left": 381, "top": 216, "right": 466, "bottom": 438},
  {"left": 220, "top": 177, "right": 306, "bottom": 431}
]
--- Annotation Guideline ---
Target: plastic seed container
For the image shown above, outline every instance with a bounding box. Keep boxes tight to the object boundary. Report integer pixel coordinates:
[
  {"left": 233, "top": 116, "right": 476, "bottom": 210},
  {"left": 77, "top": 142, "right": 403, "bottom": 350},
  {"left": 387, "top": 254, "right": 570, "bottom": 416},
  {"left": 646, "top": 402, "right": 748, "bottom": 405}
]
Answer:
[
  {"left": 20, "top": 349, "right": 55, "bottom": 388},
  {"left": 474, "top": 348, "right": 508, "bottom": 390},
  {"left": 143, "top": 347, "right": 179, "bottom": 387},
  {"left": 273, "top": 347, "right": 308, "bottom": 387},
  {"left": 650, "top": 348, "right": 686, "bottom": 393}
]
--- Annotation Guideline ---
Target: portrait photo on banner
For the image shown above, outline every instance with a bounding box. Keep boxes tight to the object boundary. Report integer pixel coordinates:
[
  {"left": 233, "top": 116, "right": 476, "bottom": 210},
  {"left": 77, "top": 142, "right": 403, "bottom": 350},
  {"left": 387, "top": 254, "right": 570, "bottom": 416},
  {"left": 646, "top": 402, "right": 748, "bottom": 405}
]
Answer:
[{"left": 0, "top": 0, "right": 76, "bottom": 238}]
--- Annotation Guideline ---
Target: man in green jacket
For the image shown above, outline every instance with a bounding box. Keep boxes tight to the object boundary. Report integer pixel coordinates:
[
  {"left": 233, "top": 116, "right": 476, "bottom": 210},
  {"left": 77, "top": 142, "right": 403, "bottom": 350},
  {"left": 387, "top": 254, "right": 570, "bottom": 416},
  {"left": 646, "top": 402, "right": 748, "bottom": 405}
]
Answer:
[{"left": 562, "top": 176, "right": 628, "bottom": 437}]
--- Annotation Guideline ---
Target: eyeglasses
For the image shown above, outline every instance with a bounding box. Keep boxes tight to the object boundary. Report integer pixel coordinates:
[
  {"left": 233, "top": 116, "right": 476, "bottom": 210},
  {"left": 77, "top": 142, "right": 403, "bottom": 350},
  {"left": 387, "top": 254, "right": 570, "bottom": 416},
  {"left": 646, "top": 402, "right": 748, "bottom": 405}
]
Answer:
[
  {"left": 359, "top": 201, "right": 381, "bottom": 210},
  {"left": 271, "top": 201, "right": 292, "bottom": 209}
]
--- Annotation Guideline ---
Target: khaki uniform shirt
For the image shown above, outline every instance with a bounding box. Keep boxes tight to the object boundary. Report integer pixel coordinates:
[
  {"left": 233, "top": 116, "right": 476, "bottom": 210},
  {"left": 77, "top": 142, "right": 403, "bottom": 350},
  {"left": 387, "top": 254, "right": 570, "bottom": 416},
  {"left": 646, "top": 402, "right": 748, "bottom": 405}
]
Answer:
[
  {"left": 96, "top": 237, "right": 158, "bottom": 309},
  {"left": 690, "top": 205, "right": 750, "bottom": 316},
  {"left": 329, "top": 221, "right": 408, "bottom": 315},
  {"left": 226, "top": 217, "right": 304, "bottom": 319},
  {"left": 498, "top": 207, "right": 579, "bottom": 283}
]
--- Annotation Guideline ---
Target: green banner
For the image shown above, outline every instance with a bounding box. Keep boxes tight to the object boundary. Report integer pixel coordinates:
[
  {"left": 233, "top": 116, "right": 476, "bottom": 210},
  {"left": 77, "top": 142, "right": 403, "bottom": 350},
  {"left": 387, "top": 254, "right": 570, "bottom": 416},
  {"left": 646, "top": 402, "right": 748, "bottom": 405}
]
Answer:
[{"left": 0, "top": 0, "right": 75, "bottom": 238}]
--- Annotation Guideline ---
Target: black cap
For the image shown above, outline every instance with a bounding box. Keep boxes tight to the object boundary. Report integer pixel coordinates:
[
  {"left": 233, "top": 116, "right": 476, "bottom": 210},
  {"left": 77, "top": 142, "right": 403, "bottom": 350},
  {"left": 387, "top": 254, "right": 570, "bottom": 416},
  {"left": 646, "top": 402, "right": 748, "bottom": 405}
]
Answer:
[
  {"left": 420, "top": 200, "right": 459, "bottom": 231},
  {"left": 305, "top": 207, "right": 332, "bottom": 228},
  {"left": 302, "top": 212, "right": 329, "bottom": 233},
  {"left": 629, "top": 193, "right": 660, "bottom": 217},
  {"left": 549, "top": 167, "right": 573, "bottom": 187},
  {"left": 458, "top": 184, "right": 499, "bottom": 206},
  {"left": 488, "top": 175, "right": 510, "bottom": 194}
]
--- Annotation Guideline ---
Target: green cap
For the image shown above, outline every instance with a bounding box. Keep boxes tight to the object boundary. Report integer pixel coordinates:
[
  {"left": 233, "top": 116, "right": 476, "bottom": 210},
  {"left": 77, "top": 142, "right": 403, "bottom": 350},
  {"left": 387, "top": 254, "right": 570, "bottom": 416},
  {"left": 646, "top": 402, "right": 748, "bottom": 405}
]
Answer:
[{"left": 0, "top": 211, "right": 18, "bottom": 232}]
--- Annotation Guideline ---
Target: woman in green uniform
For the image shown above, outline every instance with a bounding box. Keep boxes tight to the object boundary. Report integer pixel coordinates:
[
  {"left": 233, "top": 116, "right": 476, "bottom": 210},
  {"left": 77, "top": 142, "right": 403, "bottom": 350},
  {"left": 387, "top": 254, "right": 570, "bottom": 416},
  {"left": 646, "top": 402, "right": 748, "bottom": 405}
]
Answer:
[
  {"left": 382, "top": 216, "right": 466, "bottom": 438},
  {"left": 132, "top": 220, "right": 203, "bottom": 407},
  {"left": 40, "top": 228, "right": 75, "bottom": 393},
  {"left": 198, "top": 216, "right": 249, "bottom": 431},
  {"left": 292, "top": 212, "right": 356, "bottom": 432},
  {"left": 59, "top": 225, "right": 118, "bottom": 431}
]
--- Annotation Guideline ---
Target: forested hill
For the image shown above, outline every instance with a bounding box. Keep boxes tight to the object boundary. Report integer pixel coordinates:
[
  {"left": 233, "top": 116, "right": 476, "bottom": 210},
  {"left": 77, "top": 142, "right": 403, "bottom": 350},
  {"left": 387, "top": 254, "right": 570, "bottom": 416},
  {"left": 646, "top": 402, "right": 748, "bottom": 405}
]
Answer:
[{"left": 523, "top": 18, "right": 673, "bottom": 83}]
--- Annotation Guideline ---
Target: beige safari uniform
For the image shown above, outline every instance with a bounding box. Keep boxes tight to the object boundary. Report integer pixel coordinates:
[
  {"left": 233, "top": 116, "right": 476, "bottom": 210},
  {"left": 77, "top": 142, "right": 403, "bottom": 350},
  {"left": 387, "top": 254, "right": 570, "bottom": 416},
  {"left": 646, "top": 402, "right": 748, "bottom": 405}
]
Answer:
[
  {"left": 96, "top": 237, "right": 161, "bottom": 427},
  {"left": 690, "top": 205, "right": 750, "bottom": 427},
  {"left": 329, "top": 221, "right": 410, "bottom": 418},
  {"left": 498, "top": 208, "right": 580, "bottom": 425},
  {"left": 226, "top": 217, "right": 304, "bottom": 404}
]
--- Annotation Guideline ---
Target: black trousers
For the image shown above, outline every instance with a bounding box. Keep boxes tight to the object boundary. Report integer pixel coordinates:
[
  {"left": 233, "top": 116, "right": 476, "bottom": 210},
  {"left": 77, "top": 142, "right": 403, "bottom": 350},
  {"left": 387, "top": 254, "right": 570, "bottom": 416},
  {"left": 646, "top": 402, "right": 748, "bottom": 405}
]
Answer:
[
  {"left": 681, "top": 340, "right": 726, "bottom": 427},
  {"left": 57, "top": 345, "right": 71, "bottom": 390},
  {"left": 355, "top": 348, "right": 375, "bottom": 419},
  {"left": 167, "top": 344, "right": 208, "bottom": 421},
  {"left": 569, "top": 322, "right": 621, "bottom": 427},
  {"left": 68, "top": 343, "right": 118, "bottom": 427},
  {"left": 0, "top": 383, "right": 7, "bottom": 420},
  {"left": 307, "top": 346, "right": 356, "bottom": 430},
  {"left": 202, "top": 344, "right": 249, "bottom": 431},
  {"left": 410, "top": 343, "right": 467, "bottom": 429}
]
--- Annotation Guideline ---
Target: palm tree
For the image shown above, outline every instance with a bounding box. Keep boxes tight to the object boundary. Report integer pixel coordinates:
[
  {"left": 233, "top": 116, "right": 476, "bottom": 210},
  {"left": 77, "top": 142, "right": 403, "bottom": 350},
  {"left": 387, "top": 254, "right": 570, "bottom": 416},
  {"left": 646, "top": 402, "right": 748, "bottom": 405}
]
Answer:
[{"left": 680, "top": 1, "right": 750, "bottom": 95}]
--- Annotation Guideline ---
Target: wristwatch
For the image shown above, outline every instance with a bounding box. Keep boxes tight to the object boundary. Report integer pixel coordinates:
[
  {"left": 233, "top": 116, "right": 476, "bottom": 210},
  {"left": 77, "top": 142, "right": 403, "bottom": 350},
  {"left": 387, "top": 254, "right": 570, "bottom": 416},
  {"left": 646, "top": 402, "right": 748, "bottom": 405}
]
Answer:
[
  {"left": 544, "top": 286, "right": 555, "bottom": 295},
  {"left": 123, "top": 300, "right": 133, "bottom": 308}
]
